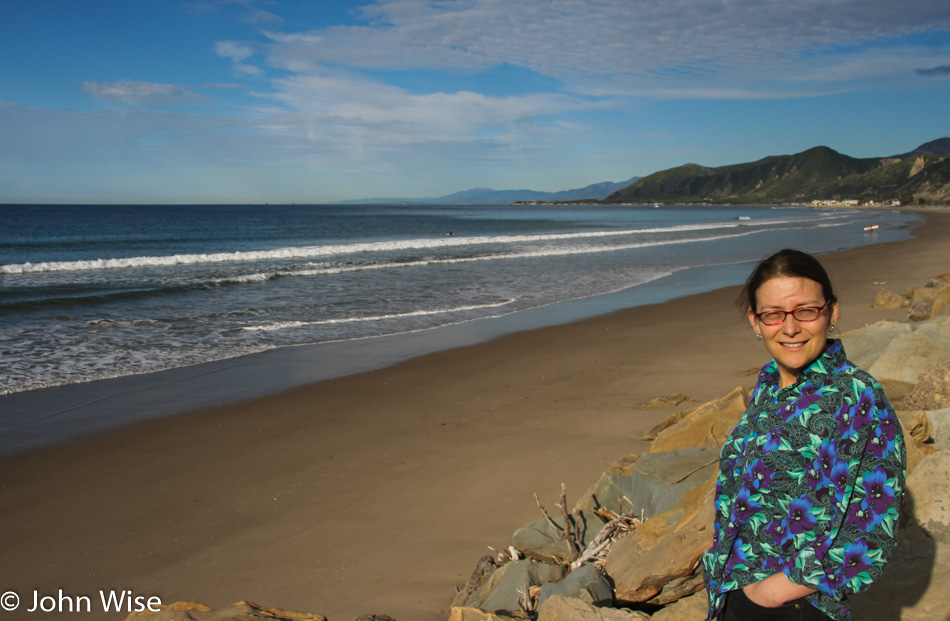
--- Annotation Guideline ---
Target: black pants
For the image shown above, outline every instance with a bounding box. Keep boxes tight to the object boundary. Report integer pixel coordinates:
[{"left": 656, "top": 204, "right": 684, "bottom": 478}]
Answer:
[{"left": 720, "top": 587, "right": 830, "bottom": 621}]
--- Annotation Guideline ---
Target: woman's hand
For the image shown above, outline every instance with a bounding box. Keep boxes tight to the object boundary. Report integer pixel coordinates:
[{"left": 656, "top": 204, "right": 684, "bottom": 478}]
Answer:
[{"left": 743, "top": 572, "right": 816, "bottom": 608}]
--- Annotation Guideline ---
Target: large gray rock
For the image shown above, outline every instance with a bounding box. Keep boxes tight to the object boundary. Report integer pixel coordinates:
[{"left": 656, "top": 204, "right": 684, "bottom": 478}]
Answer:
[
  {"left": 465, "top": 559, "right": 565, "bottom": 613},
  {"left": 907, "top": 451, "right": 950, "bottom": 544},
  {"left": 627, "top": 447, "right": 719, "bottom": 519},
  {"left": 536, "top": 596, "right": 651, "bottom": 621},
  {"left": 538, "top": 563, "right": 614, "bottom": 610},
  {"left": 867, "top": 315, "right": 950, "bottom": 401},
  {"left": 908, "top": 287, "right": 938, "bottom": 321},
  {"left": 605, "top": 473, "right": 715, "bottom": 605},
  {"left": 511, "top": 511, "right": 606, "bottom": 564},
  {"left": 840, "top": 321, "right": 912, "bottom": 371},
  {"left": 575, "top": 454, "right": 640, "bottom": 515},
  {"left": 575, "top": 448, "right": 717, "bottom": 520}
]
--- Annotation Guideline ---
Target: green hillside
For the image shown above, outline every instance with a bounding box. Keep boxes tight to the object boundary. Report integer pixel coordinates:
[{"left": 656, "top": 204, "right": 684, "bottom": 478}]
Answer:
[{"left": 606, "top": 140, "right": 950, "bottom": 205}]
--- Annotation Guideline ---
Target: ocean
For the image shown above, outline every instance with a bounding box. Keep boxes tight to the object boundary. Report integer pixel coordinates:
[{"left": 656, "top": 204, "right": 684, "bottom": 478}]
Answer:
[{"left": 0, "top": 203, "right": 919, "bottom": 452}]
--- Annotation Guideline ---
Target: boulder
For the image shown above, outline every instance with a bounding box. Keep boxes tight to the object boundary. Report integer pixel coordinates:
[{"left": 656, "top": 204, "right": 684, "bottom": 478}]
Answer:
[
  {"left": 537, "top": 563, "right": 614, "bottom": 609},
  {"left": 896, "top": 409, "right": 933, "bottom": 446},
  {"left": 511, "top": 511, "right": 606, "bottom": 564},
  {"left": 462, "top": 559, "right": 565, "bottom": 613},
  {"left": 640, "top": 409, "right": 696, "bottom": 442},
  {"left": 867, "top": 315, "right": 950, "bottom": 401},
  {"left": 452, "top": 556, "right": 498, "bottom": 608},
  {"left": 649, "top": 591, "right": 709, "bottom": 621},
  {"left": 575, "top": 448, "right": 716, "bottom": 520},
  {"left": 447, "top": 608, "right": 521, "bottom": 621},
  {"left": 627, "top": 447, "right": 719, "bottom": 519},
  {"left": 906, "top": 451, "right": 950, "bottom": 544},
  {"left": 908, "top": 287, "right": 938, "bottom": 321},
  {"left": 839, "top": 321, "right": 912, "bottom": 371},
  {"left": 925, "top": 407, "right": 950, "bottom": 450},
  {"left": 575, "top": 454, "right": 640, "bottom": 515},
  {"left": 932, "top": 295, "right": 950, "bottom": 318},
  {"left": 927, "top": 274, "right": 950, "bottom": 290},
  {"left": 873, "top": 289, "right": 907, "bottom": 309},
  {"left": 649, "top": 386, "right": 748, "bottom": 454},
  {"left": 536, "top": 596, "right": 651, "bottom": 621},
  {"left": 123, "top": 601, "right": 326, "bottom": 621},
  {"left": 604, "top": 473, "right": 715, "bottom": 605}
]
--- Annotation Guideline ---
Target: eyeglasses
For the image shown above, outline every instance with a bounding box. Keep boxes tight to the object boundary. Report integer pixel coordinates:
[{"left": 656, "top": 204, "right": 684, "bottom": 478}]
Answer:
[{"left": 753, "top": 300, "right": 831, "bottom": 326}]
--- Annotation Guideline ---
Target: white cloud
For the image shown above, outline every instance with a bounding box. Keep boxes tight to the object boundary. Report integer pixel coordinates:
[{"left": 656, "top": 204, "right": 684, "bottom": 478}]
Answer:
[
  {"left": 246, "top": 0, "right": 950, "bottom": 92},
  {"left": 216, "top": 40, "right": 256, "bottom": 62},
  {"left": 82, "top": 80, "right": 212, "bottom": 105},
  {"left": 266, "top": 71, "right": 601, "bottom": 134}
]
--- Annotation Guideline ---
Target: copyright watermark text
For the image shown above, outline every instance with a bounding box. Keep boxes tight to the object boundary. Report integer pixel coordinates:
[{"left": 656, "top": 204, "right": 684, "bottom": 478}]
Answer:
[{"left": 1, "top": 589, "right": 162, "bottom": 614}]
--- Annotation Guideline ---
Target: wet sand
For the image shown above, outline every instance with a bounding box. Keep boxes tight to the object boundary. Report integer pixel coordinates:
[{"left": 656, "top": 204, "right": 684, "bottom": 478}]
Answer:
[{"left": 1, "top": 209, "right": 947, "bottom": 621}]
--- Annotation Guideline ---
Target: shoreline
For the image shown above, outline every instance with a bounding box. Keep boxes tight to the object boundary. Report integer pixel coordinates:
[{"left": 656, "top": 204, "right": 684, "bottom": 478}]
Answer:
[
  {"left": 0, "top": 207, "right": 924, "bottom": 457},
  {"left": 1, "top": 209, "right": 948, "bottom": 621}
]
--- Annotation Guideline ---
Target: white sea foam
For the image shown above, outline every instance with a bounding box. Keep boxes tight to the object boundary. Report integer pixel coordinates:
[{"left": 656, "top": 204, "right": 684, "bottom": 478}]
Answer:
[
  {"left": 0, "top": 218, "right": 798, "bottom": 275},
  {"left": 191, "top": 227, "right": 781, "bottom": 288}
]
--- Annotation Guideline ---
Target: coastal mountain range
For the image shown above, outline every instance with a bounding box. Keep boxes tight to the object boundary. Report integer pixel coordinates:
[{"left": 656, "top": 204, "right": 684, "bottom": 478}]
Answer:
[
  {"left": 340, "top": 177, "right": 641, "bottom": 205},
  {"left": 343, "top": 138, "right": 950, "bottom": 205},
  {"left": 606, "top": 138, "right": 950, "bottom": 205}
]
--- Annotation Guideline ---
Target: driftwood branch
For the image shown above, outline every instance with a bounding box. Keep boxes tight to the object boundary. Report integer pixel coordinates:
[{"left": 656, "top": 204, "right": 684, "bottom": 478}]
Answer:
[
  {"left": 534, "top": 483, "right": 582, "bottom": 562},
  {"left": 570, "top": 502, "right": 645, "bottom": 570}
]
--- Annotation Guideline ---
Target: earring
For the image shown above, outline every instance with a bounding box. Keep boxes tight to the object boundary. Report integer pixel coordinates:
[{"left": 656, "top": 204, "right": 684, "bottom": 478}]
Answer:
[
  {"left": 828, "top": 323, "right": 836, "bottom": 334},
  {"left": 755, "top": 331, "right": 762, "bottom": 340}
]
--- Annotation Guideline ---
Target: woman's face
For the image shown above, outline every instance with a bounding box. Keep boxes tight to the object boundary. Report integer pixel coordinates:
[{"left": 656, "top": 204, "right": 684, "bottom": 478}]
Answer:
[{"left": 748, "top": 276, "right": 839, "bottom": 388}]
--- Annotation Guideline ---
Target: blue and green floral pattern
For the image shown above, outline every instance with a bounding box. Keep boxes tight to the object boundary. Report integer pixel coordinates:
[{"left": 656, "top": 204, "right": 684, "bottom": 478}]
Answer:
[{"left": 702, "top": 340, "right": 905, "bottom": 620}]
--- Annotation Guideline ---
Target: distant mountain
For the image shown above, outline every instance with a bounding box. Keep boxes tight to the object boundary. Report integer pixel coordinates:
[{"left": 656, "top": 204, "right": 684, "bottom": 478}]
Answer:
[
  {"left": 605, "top": 140, "right": 950, "bottom": 205},
  {"left": 339, "top": 177, "right": 640, "bottom": 205},
  {"left": 895, "top": 137, "right": 950, "bottom": 159}
]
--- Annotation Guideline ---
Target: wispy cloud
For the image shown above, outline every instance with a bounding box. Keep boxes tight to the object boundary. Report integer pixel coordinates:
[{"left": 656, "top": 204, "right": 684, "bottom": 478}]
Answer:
[
  {"left": 215, "top": 41, "right": 263, "bottom": 75},
  {"left": 238, "top": 0, "right": 950, "bottom": 92},
  {"left": 916, "top": 64, "right": 950, "bottom": 77},
  {"left": 82, "top": 80, "right": 213, "bottom": 105}
]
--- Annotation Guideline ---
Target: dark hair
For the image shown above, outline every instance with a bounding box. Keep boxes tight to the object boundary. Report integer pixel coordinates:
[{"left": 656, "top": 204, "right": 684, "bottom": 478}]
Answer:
[{"left": 739, "top": 248, "right": 837, "bottom": 311}]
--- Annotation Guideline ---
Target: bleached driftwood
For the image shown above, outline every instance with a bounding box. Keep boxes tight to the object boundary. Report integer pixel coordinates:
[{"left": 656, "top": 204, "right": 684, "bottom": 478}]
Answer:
[{"left": 533, "top": 483, "right": 583, "bottom": 561}]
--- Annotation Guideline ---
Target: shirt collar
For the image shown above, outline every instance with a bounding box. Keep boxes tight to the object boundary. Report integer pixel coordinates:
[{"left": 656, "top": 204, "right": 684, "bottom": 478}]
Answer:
[{"left": 761, "top": 339, "right": 846, "bottom": 394}]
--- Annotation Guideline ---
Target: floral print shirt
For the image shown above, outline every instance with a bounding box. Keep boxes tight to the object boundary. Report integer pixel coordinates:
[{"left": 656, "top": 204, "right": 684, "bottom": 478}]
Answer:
[{"left": 702, "top": 339, "right": 905, "bottom": 620}]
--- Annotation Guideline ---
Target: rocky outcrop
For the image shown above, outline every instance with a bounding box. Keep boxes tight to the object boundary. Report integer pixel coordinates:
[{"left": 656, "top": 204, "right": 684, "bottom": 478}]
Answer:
[
  {"left": 840, "top": 321, "right": 912, "bottom": 371},
  {"left": 850, "top": 314, "right": 950, "bottom": 401},
  {"left": 450, "top": 277, "right": 950, "bottom": 621},
  {"left": 873, "top": 274, "right": 950, "bottom": 322},
  {"left": 510, "top": 511, "right": 607, "bottom": 564},
  {"left": 604, "top": 476, "right": 715, "bottom": 606},
  {"left": 647, "top": 386, "right": 748, "bottom": 454},
  {"left": 536, "top": 595, "right": 651, "bottom": 620},
  {"left": 906, "top": 451, "right": 950, "bottom": 544},
  {"left": 648, "top": 592, "right": 707, "bottom": 621},
  {"left": 446, "top": 608, "right": 520, "bottom": 621},
  {"left": 144, "top": 276, "right": 950, "bottom": 621}
]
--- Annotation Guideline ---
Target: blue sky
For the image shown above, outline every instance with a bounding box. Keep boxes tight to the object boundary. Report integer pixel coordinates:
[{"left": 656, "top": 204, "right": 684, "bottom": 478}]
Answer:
[{"left": 2, "top": 0, "right": 949, "bottom": 204}]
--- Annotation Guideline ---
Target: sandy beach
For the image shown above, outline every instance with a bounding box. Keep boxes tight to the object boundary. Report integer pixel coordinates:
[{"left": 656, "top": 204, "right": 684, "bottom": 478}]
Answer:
[{"left": 1, "top": 209, "right": 947, "bottom": 621}]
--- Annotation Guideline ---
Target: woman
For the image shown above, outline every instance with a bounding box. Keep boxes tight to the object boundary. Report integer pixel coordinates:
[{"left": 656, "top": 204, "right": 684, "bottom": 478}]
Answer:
[{"left": 702, "top": 249, "right": 905, "bottom": 621}]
